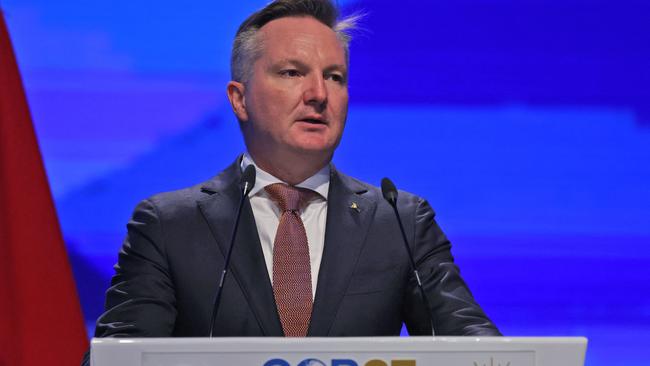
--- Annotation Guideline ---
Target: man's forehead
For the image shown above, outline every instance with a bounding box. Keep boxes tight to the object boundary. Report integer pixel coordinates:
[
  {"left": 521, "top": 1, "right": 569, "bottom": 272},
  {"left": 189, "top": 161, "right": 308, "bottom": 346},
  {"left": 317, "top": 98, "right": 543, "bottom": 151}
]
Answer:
[
  {"left": 257, "top": 16, "right": 347, "bottom": 62},
  {"left": 258, "top": 16, "right": 341, "bottom": 46}
]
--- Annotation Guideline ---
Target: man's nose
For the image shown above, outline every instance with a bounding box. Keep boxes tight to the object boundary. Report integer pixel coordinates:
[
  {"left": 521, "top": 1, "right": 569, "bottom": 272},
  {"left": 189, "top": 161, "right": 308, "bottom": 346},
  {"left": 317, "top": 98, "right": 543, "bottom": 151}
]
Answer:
[{"left": 303, "top": 74, "right": 327, "bottom": 108}]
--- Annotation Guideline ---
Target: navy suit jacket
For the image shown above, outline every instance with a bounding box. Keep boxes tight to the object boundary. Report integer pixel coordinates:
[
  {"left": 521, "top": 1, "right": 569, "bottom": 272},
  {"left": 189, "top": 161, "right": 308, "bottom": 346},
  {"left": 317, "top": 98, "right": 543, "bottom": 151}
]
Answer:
[{"left": 88, "top": 158, "right": 499, "bottom": 356}]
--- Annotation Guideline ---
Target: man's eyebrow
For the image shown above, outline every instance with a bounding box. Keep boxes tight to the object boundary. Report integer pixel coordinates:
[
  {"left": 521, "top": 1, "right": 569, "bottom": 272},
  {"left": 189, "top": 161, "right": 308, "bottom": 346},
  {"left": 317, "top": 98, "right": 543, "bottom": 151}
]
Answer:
[
  {"left": 275, "top": 59, "right": 308, "bottom": 69},
  {"left": 275, "top": 59, "right": 347, "bottom": 74}
]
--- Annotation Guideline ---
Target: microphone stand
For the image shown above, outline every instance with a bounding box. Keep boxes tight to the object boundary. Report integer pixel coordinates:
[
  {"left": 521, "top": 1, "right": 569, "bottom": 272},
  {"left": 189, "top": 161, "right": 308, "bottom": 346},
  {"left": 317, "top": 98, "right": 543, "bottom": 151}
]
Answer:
[
  {"left": 382, "top": 177, "right": 437, "bottom": 336},
  {"left": 209, "top": 166, "right": 255, "bottom": 337}
]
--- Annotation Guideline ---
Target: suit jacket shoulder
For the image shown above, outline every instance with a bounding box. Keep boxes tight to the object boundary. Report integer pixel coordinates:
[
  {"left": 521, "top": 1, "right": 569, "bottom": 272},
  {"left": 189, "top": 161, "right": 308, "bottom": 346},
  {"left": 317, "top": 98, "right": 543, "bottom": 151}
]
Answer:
[{"left": 325, "top": 168, "right": 500, "bottom": 337}]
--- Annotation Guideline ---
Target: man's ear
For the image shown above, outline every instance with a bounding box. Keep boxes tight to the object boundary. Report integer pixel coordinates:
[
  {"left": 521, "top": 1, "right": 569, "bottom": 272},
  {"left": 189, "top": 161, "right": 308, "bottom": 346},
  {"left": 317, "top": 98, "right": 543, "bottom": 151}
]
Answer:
[{"left": 227, "top": 81, "right": 248, "bottom": 122}]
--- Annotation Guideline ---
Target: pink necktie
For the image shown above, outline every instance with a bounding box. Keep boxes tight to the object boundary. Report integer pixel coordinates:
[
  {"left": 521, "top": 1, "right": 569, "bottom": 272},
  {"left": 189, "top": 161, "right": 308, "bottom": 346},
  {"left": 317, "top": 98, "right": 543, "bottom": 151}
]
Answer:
[{"left": 265, "top": 183, "right": 315, "bottom": 337}]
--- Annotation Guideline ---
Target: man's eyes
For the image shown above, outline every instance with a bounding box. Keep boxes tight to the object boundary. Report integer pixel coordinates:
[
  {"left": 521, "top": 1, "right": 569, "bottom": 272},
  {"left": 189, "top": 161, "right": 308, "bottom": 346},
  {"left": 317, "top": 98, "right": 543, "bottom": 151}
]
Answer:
[
  {"left": 279, "top": 69, "right": 301, "bottom": 77},
  {"left": 277, "top": 69, "right": 346, "bottom": 84},
  {"left": 326, "top": 73, "right": 346, "bottom": 84}
]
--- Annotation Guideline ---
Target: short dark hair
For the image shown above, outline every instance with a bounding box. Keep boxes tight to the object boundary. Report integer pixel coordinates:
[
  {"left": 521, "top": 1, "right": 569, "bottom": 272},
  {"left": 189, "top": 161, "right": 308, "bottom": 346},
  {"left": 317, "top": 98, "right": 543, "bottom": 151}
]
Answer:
[{"left": 230, "top": 0, "right": 360, "bottom": 83}]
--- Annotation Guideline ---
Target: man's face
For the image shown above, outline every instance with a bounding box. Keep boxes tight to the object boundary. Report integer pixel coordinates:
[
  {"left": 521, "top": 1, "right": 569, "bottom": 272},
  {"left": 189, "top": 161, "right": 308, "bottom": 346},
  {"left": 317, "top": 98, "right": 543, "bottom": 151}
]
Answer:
[{"left": 235, "top": 16, "right": 349, "bottom": 163}]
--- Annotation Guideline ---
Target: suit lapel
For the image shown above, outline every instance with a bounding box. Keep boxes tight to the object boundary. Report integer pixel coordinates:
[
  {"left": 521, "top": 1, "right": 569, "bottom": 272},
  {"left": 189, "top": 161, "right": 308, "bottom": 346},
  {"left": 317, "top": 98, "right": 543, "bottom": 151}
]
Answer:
[
  {"left": 197, "top": 161, "right": 284, "bottom": 336},
  {"left": 308, "top": 169, "right": 377, "bottom": 336}
]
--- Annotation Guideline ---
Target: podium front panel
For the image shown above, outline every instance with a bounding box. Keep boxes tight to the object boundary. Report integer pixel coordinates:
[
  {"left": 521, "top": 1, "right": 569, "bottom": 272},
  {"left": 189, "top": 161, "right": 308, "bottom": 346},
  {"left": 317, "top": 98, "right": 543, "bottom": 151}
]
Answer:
[{"left": 91, "top": 336, "right": 587, "bottom": 366}]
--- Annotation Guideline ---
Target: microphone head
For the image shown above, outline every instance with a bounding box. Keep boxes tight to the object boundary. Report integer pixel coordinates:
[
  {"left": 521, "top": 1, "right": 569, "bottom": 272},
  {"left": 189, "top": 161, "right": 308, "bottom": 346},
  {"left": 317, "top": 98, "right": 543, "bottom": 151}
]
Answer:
[
  {"left": 381, "top": 177, "right": 398, "bottom": 206},
  {"left": 241, "top": 165, "right": 256, "bottom": 196}
]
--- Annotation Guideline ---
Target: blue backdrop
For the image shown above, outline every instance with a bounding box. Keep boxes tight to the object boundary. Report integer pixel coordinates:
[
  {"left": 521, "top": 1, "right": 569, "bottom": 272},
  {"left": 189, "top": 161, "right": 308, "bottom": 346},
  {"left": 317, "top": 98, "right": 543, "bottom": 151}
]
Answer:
[{"left": 3, "top": 1, "right": 649, "bottom": 365}]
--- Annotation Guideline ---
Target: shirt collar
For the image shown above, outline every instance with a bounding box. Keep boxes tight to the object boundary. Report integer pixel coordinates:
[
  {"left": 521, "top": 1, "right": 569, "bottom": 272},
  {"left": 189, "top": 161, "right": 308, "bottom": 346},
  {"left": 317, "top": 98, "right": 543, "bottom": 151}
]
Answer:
[{"left": 241, "top": 152, "right": 330, "bottom": 200}]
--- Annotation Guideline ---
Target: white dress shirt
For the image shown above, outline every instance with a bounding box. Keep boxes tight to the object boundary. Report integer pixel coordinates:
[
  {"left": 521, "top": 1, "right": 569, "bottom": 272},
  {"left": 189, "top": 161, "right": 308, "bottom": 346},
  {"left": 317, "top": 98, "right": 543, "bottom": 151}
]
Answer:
[{"left": 241, "top": 153, "right": 329, "bottom": 299}]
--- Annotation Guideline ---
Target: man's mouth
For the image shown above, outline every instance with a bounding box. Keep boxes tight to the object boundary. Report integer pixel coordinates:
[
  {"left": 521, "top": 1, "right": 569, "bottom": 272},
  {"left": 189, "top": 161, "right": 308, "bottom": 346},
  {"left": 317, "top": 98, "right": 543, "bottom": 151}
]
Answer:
[{"left": 297, "top": 116, "right": 327, "bottom": 125}]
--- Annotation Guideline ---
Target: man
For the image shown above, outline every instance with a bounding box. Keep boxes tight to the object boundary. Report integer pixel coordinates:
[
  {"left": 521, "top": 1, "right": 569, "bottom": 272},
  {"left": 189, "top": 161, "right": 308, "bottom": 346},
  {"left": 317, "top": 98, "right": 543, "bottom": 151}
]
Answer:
[{"left": 84, "top": 0, "right": 500, "bottom": 363}]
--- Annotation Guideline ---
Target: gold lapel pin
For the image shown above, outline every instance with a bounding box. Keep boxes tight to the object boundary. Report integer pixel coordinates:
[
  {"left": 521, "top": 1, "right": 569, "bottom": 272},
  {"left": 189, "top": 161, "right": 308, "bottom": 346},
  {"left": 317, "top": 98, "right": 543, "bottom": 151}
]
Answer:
[{"left": 350, "top": 202, "right": 360, "bottom": 212}]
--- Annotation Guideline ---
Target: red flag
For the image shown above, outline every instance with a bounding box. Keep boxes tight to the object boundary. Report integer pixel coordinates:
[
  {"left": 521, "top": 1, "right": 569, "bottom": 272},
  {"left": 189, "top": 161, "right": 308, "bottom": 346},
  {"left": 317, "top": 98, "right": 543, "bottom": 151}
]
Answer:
[{"left": 0, "top": 10, "right": 88, "bottom": 365}]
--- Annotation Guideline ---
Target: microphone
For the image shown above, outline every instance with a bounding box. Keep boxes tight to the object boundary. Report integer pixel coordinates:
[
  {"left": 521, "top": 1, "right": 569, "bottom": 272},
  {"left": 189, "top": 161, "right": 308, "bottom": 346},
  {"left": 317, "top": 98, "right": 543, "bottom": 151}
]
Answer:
[
  {"left": 381, "top": 177, "right": 398, "bottom": 205},
  {"left": 240, "top": 163, "right": 256, "bottom": 196},
  {"left": 209, "top": 164, "right": 256, "bottom": 337},
  {"left": 381, "top": 177, "right": 436, "bottom": 336}
]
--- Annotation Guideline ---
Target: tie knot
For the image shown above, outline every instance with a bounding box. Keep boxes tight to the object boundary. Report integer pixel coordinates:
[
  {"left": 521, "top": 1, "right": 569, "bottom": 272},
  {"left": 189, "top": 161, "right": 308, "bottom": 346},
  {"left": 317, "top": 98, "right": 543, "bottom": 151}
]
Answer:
[{"left": 265, "top": 183, "right": 315, "bottom": 212}]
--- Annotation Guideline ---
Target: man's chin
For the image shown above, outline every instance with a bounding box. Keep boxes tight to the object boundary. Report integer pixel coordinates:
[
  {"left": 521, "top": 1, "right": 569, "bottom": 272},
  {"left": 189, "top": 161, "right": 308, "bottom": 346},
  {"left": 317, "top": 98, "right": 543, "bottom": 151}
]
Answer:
[
  {"left": 289, "top": 137, "right": 337, "bottom": 153},
  {"left": 286, "top": 143, "right": 336, "bottom": 159}
]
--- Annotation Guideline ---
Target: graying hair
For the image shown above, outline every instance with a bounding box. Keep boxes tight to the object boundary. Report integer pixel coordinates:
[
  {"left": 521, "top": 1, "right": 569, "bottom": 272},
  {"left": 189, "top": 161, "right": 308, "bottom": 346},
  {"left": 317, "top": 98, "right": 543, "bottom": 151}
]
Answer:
[{"left": 230, "top": 0, "right": 362, "bottom": 83}]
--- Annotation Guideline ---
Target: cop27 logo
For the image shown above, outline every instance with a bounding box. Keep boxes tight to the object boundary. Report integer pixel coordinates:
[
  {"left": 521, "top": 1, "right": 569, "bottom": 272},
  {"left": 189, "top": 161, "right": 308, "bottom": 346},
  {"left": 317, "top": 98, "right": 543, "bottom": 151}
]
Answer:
[{"left": 263, "top": 359, "right": 416, "bottom": 366}]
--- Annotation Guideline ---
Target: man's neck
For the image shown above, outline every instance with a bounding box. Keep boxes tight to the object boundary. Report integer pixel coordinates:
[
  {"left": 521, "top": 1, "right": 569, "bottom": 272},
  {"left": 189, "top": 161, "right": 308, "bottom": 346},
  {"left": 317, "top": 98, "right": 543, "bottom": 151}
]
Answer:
[{"left": 247, "top": 151, "right": 330, "bottom": 186}]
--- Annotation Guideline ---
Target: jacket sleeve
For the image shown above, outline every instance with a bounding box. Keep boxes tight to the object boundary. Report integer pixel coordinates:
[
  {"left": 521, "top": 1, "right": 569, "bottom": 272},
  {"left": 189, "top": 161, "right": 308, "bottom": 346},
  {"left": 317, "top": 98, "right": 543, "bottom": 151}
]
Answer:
[
  {"left": 94, "top": 198, "right": 178, "bottom": 337},
  {"left": 403, "top": 198, "right": 502, "bottom": 336},
  {"left": 81, "top": 199, "right": 179, "bottom": 365}
]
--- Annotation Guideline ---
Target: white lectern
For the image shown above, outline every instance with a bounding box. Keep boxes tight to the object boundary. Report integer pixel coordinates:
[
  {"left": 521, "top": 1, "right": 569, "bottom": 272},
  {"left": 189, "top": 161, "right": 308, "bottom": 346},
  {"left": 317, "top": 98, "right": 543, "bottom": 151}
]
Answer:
[{"left": 91, "top": 336, "right": 587, "bottom": 366}]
